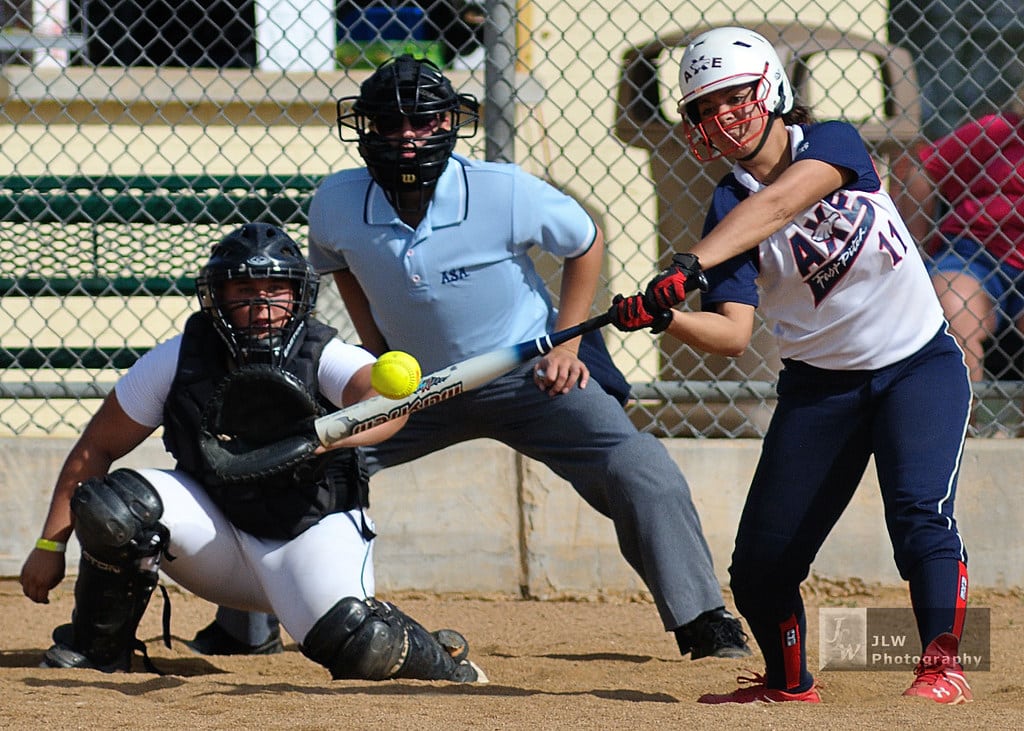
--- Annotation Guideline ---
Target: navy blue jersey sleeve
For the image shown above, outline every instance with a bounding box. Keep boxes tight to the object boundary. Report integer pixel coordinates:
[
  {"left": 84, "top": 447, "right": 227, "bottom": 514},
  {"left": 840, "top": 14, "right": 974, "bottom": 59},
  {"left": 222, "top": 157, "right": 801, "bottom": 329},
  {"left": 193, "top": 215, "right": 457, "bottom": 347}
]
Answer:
[
  {"left": 795, "top": 121, "right": 880, "bottom": 193},
  {"left": 699, "top": 251, "right": 760, "bottom": 311},
  {"left": 697, "top": 174, "right": 760, "bottom": 311},
  {"left": 700, "top": 172, "right": 746, "bottom": 237}
]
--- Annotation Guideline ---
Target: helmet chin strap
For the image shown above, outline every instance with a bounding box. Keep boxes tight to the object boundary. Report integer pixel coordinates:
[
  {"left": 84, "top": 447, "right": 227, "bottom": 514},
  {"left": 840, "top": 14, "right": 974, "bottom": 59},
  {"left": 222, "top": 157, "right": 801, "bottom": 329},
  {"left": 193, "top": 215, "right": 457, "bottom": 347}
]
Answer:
[{"left": 737, "top": 113, "right": 778, "bottom": 162}]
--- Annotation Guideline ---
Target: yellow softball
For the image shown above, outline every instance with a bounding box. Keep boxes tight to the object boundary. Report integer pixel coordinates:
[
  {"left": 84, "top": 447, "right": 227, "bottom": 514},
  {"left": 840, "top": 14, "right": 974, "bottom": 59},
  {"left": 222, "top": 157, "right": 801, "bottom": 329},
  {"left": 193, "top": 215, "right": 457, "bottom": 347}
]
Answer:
[{"left": 371, "top": 351, "right": 422, "bottom": 399}]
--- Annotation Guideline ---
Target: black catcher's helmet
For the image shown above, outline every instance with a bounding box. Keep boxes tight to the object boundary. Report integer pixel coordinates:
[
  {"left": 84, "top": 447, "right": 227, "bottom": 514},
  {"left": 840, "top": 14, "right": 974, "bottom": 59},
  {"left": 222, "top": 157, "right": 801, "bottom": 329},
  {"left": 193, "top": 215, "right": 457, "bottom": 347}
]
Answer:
[
  {"left": 336, "top": 55, "right": 479, "bottom": 210},
  {"left": 196, "top": 222, "right": 319, "bottom": 366}
]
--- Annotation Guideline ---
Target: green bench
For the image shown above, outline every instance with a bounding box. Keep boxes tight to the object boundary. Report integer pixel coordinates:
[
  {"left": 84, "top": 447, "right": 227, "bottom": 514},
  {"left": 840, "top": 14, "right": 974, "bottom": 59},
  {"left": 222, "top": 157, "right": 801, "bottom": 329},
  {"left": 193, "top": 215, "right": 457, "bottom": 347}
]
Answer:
[{"left": 0, "top": 173, "right": 319, "bottom": 397}]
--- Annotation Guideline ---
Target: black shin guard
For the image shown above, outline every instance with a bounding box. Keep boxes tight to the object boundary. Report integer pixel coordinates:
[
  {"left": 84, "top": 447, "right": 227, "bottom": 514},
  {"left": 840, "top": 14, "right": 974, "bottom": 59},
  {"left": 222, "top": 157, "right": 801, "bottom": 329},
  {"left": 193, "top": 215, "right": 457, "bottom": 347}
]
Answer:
[
  {"left": 301, "top": 597, "right": 477, "bottom": 682},
  {"left": 44, "top": 469, "right": 168, "bottom": 672},
  {"left": 44, "top": 552, "right": 160, "bottom": 671},
  {"left": 382, "top": 603, "right": 470, "bottom": 680}
]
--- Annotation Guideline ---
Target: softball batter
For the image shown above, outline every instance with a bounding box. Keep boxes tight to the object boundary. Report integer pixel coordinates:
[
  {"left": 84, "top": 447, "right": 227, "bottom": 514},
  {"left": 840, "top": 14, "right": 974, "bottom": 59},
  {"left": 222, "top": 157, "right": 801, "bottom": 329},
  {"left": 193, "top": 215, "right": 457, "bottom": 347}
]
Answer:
[{"left": 610, "top": 27, "right": 973, "bottom": 704}]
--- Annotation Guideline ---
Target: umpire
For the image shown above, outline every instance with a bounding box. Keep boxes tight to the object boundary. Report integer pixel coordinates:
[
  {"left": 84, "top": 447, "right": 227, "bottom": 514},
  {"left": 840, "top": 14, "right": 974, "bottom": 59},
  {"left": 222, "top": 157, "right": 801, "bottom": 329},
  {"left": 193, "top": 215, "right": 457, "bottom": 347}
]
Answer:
[{"left": 203, "top": 55, "right": 751, "bottom": 662}]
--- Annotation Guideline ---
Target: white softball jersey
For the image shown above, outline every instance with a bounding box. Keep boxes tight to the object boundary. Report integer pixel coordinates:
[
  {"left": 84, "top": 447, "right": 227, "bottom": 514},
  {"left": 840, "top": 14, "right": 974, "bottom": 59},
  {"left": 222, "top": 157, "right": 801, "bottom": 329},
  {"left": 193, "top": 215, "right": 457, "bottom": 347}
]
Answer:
[{"left": 701, "top": 122, "right": 946, "bottom": 370}]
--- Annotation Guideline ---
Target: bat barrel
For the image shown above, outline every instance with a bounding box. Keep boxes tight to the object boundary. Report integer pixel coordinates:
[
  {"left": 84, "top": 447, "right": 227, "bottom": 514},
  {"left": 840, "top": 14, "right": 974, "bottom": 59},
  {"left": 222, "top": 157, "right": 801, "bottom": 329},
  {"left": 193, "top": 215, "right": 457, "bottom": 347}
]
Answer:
[{"left": 316, "top": 312, "right": 612, "bottom": 447}]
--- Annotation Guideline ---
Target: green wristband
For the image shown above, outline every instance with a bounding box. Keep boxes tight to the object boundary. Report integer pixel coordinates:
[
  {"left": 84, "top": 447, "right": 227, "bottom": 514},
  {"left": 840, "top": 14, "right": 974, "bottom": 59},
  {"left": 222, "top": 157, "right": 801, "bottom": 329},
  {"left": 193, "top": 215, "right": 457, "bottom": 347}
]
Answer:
[{"left": 35, "top": 538, "right": 67, "bottom": 553}]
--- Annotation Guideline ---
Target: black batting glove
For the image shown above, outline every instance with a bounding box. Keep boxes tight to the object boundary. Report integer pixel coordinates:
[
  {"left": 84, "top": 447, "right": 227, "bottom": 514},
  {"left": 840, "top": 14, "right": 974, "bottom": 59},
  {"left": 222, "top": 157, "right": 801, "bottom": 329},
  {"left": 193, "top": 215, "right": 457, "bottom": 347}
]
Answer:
[
  {"left": 608, "top": 294, "right": 673, "bottom": 334},
  {"left": 644, "top": 252, "right": 707, "bottom": 310}
]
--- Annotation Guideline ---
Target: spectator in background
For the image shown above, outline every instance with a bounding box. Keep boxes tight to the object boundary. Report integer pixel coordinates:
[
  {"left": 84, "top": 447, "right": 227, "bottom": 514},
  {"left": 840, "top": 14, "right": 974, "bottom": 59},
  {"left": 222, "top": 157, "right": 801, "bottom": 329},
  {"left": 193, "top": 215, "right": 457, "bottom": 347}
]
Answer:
[
  {"left": 888, "top": 0, "right": 1024, "bottom": 140},
  {"left": 895, "top": 91, "right": 1024, "bottom": 435}
]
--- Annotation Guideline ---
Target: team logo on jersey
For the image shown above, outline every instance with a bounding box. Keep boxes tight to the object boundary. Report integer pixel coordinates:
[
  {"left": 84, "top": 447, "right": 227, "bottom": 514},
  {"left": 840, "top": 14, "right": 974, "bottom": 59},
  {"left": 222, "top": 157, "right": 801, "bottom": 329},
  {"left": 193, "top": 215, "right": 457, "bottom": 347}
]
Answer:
[
  {"left": 788, "top": 191, "right": 875, "bottom": 305},
  {"left": 441, "top": 267, "right": 469, "bottom": 284},
  {"left": 811, "top": 212, "right": 842, "bottom": 242},
  {"left": 681, "top": 55, "right": 722, "bottom": 82}
]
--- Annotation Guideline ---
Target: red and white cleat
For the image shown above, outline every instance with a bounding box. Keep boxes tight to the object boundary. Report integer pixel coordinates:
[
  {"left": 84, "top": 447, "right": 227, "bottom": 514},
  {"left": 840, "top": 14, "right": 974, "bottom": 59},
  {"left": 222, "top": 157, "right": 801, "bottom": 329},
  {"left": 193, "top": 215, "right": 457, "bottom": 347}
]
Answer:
[
  {"left": 903, "top": 633, "right": 973, "bottom": 704},
  {"left": 698, "top": 672, "right": 822, "bottom": 704}
]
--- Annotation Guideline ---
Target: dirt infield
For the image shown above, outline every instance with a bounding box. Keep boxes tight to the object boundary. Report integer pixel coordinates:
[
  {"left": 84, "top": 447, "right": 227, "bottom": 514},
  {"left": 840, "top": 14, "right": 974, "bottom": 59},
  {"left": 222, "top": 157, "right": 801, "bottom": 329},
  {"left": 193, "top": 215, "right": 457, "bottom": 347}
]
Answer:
[{"left": 1, "top": 577, "right": 1022, "bottom": 730}]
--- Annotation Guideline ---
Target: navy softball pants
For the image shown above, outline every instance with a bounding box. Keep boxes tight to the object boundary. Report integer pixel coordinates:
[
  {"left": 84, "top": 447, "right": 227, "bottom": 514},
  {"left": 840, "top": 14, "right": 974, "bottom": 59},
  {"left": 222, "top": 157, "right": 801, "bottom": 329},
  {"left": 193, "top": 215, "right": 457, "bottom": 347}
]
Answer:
[{"left": 729, "top": 326, "right": 971, "bottom": 690}]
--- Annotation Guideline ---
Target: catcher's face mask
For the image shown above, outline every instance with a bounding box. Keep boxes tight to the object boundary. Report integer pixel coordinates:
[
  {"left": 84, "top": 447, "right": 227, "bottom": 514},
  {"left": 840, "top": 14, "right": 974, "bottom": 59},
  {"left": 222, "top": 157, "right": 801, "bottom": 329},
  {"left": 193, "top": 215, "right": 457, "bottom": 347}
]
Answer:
[
  {"left": 221, "top": 276, "right": 296, "bottom": 340},
  {"left": 197, "top": 222, "right": 318, "bottom": 368},
  {"left": 213, "top": 277, "right": 301, "bottom": 366}
]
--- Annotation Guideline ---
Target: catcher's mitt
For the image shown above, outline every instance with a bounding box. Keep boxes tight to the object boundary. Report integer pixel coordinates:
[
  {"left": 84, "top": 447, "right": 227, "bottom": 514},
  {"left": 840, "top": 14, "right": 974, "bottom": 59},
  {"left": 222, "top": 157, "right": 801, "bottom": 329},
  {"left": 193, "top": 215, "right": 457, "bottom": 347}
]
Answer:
[{"left": 198, "top": 364, "right": 322, "bottom": 482}]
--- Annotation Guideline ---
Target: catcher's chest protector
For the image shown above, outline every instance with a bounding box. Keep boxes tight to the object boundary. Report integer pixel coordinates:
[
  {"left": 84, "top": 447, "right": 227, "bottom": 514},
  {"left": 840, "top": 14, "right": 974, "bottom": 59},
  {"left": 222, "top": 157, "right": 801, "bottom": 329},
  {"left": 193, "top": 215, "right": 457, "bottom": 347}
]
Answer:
[{"left": 163, "top": 315, "right": 366, "bottom": 539}]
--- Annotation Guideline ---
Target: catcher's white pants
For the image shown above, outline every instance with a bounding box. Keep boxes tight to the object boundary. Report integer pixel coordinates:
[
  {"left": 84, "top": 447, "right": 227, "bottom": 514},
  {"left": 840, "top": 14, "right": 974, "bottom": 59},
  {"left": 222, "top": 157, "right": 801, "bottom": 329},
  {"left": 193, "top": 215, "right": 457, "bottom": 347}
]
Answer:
[{"left": 135, "top": 468, "right": 375, "bottom": 644}]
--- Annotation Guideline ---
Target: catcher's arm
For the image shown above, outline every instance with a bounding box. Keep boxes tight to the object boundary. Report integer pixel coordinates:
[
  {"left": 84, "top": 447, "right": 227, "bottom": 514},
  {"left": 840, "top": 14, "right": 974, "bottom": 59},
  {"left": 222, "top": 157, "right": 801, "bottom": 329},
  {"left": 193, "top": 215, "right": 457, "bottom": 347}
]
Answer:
[
  {"left": 198, "top": 363, "right": 405, "bottom": 483},
  {"left": 22, "top": 391, "right": 154, "bottom": 604}
]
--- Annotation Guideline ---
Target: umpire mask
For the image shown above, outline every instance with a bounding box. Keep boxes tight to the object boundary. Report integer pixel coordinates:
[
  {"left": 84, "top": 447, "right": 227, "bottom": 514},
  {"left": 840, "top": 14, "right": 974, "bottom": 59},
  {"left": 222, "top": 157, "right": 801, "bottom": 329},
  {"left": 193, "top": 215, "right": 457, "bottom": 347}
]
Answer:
[{"left": 336, "top": 55, "right": 479, "bottom": 213}]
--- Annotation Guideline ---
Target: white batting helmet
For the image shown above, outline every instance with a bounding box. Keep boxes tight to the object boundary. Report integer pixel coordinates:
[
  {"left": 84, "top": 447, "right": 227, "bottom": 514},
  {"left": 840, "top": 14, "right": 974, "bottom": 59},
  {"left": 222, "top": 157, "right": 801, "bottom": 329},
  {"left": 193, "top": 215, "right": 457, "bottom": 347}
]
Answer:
[
  {"left": 676, "top": 27, "right": 793, "bottom": 160},
  {"left": 678, "top": 27, "right": 792, "bottom": 121}
]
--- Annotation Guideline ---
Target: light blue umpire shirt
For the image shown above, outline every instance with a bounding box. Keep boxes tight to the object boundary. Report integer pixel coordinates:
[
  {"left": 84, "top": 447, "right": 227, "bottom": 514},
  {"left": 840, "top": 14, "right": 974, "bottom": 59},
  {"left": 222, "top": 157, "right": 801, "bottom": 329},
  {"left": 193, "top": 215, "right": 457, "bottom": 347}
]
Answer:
[{"left": 307, "top": 153, "right": 598, "bottom": 373}]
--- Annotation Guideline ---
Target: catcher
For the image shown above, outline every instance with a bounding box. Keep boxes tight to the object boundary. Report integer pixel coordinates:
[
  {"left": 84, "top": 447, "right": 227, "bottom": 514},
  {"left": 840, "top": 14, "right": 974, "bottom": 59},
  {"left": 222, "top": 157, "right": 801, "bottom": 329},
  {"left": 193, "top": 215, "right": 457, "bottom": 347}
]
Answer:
[{"left": 18, "top": 222, "right": 484, "bottom": 682}]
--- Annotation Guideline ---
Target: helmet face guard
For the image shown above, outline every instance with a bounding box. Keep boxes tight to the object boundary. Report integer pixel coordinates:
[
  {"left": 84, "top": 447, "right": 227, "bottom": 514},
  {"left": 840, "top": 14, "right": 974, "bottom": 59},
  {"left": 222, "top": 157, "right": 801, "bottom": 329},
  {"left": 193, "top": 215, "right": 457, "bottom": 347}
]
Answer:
[
  {"left": 677, "top": 27, "right": 793, "bottom": 161},
  {"left": 196, "top": 223, "right": 319, "bottom": 367},
  {"left": 681, "top": 77, "right": 774, "bottom": 161},
  {"left": 336, "top": 55, "right": 479, "bottom": 211}
]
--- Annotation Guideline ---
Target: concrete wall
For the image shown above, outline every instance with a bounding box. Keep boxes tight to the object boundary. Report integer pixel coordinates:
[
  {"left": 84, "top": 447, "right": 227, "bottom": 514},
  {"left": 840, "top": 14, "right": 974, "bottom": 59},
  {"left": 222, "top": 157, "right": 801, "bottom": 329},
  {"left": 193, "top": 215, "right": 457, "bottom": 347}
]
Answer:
[
  {"left": 3, "top": 436, "right": 1021, "bottom": 592},
  {"left": 2, "top": 3, "right": 1016, "bottom": 596}
]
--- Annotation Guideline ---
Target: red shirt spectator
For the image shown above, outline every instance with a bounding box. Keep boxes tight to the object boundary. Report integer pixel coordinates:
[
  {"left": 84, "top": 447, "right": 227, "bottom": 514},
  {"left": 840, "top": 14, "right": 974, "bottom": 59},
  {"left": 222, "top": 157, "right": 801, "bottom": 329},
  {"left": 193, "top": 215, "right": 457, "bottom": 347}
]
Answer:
[{"left": 919, "top": 113, "right": 1024, "bottom": 269}]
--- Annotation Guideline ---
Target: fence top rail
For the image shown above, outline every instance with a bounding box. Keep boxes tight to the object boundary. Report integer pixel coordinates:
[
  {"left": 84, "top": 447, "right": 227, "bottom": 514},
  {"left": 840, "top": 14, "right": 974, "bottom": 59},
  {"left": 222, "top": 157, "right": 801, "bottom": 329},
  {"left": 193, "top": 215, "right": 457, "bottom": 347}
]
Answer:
[
  {"left": 0, "top": 173, "right": 323, "bottom": 192},
  {"left": 5, "top": 379, "right": 1022, "bottom": 401},
  {"left": 0, "top": 172, "right": 321, "bottom": 225},
  {"left": 0, "top": 276, "right": 195, "bottom": 296}
]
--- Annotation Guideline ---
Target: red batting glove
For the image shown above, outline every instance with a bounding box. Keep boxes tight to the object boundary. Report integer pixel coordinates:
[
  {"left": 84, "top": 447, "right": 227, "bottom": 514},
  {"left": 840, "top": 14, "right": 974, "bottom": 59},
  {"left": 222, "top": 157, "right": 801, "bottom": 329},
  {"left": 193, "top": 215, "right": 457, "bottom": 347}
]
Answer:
[
  {"left": 608, "top": 294, "right": 672, "bottom": 333},
  {"left": 645, "top": 253, "right": 707, "bottom": 309}
]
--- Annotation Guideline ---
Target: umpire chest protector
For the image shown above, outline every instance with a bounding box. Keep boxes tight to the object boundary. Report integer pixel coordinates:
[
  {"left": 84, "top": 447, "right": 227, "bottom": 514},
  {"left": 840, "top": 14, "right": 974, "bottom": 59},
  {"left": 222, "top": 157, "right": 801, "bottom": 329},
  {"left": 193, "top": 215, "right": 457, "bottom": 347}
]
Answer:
[{"left": 163, "top": 314, "right": 369, "bottom": 540}]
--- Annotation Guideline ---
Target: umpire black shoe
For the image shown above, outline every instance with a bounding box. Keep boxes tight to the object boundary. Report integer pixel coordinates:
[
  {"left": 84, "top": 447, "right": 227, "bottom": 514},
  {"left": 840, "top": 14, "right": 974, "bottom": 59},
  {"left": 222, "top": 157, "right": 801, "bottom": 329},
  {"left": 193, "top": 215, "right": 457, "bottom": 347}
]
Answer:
[
  {"left": 185, "top": 620, "right": 284, "bottom": 656},
  {"left": 675, "top": 608, "right": 753, "bottom": 660}
]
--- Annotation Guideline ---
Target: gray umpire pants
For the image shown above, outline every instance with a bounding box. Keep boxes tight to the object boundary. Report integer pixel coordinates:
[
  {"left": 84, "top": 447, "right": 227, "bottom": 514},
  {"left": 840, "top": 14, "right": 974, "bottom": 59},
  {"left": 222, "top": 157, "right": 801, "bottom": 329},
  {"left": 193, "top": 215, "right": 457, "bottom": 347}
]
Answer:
[{"left": 362, "top": 360, "right": 724, "bottom": 630}]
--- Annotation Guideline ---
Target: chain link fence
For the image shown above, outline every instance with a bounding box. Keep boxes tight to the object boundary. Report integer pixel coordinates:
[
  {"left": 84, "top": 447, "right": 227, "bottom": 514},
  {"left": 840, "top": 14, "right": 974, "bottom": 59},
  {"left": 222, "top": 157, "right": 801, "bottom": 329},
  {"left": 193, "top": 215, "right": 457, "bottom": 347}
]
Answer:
[{"left": 1, "top": 0, "right": 1022, "bottom": 437}]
